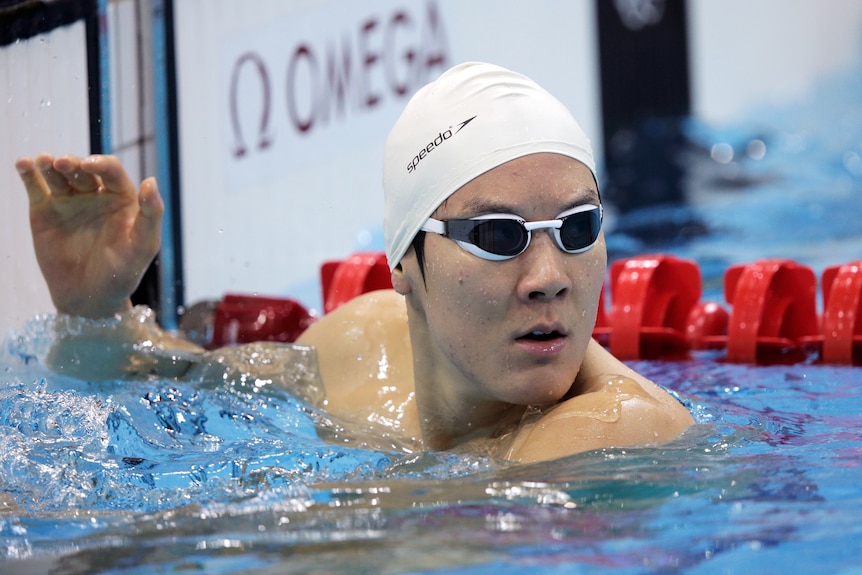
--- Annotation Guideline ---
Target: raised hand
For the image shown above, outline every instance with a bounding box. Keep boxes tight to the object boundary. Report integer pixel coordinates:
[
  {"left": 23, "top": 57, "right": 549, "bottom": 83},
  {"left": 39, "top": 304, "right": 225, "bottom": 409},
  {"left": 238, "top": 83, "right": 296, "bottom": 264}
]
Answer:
[{"left": 16, "top": 154, "right": 164, "bottom": 318}]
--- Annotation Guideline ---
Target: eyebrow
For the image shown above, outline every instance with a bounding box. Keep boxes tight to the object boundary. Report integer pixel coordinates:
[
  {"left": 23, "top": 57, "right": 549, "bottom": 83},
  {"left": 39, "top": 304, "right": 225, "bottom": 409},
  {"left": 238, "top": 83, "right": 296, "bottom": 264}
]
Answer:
[{"left": 458, "top": 187, "right": 601, "bottom": 217}]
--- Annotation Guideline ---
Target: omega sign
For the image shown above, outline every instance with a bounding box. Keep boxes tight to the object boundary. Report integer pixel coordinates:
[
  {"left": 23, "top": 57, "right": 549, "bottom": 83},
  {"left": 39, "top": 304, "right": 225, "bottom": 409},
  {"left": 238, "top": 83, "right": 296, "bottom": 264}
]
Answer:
[{"left": 227, "top": 0, "right": 450, "bottom": 160}]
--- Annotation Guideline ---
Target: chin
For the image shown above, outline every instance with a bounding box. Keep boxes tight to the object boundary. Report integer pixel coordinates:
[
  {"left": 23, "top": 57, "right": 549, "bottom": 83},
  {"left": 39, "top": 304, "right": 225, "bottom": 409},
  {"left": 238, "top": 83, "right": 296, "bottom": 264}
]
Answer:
[{"left": 502, "top": 378, "right": 572, "bottom": 407}]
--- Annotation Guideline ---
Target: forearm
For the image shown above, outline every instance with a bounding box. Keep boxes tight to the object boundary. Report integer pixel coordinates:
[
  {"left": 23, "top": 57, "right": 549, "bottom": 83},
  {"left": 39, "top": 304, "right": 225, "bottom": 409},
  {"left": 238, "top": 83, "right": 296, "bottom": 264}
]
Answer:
[
  {"left": 47, "top": 306, "right": 204, "bottom": 380},
  {"left": 45, "top": 306, "right": 327, "bottom": 408}
]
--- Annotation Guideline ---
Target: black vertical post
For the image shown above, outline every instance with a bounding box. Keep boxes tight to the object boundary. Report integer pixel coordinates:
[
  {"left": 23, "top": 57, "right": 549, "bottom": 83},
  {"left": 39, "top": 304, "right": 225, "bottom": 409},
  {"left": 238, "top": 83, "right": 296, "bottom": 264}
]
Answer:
[
  {"left": 596, "top": 0, "right": 691, "bottom": 213},
  {"left": 84, "top": 0, "right": 104, "bottom": 154}
]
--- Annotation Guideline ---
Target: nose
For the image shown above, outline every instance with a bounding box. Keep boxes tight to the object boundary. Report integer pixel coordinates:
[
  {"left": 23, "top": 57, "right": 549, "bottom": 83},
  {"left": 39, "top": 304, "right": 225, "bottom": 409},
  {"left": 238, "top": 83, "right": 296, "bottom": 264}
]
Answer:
[{"left": 516, "top": 231, "right": 573, "bottom": 302}]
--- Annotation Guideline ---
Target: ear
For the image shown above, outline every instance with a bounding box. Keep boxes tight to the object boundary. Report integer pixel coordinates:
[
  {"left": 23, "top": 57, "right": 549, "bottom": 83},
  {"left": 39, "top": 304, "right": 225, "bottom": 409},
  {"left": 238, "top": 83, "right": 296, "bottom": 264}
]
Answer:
[{"left": 390, "top": 264, "right": 412, "bottom": 295}]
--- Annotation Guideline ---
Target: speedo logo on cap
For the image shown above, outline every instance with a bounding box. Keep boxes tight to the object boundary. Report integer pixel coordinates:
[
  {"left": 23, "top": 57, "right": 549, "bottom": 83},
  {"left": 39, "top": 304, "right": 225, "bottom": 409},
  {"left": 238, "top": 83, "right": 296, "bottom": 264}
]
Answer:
[{"left": 406, "top": 115, "right": 477, "bottom": 174}]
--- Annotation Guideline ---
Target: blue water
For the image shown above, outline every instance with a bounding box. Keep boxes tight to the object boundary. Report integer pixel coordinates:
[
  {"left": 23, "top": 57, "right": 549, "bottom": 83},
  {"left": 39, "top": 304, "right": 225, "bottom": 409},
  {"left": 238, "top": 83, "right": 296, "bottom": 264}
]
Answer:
[
  {"left": 3, "top": 63, "right": 862, "bottom": 575},
  {"left": 3, "top": 340, "right": 861, "bottom": 573}
]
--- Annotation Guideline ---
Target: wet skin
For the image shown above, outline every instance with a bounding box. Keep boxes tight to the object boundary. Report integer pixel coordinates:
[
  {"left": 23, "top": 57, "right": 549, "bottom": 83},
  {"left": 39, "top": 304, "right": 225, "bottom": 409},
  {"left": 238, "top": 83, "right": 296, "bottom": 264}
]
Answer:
[{"left": 300, "top": 153, "right": 694, "bottom": 461}]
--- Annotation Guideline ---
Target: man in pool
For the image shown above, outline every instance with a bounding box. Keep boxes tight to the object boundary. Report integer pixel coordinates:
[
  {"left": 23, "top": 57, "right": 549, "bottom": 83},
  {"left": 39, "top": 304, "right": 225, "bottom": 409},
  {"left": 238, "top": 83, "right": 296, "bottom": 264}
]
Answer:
[{"left": 15, "top": 62, "right": 693, "bottom": 463}]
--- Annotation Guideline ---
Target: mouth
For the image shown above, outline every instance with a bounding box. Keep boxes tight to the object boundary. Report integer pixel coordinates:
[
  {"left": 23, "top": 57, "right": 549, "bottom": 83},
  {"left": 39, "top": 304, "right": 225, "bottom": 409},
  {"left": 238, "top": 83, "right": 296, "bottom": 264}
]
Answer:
[
  {"left": 514, "top": 325, "right": 569, "bottom": 357},
  {"left": 518, "top": 329, "right": 565, "bottom": 342},
  {"left": 515, "top": 323, "right": 568, "bottom": 342}
]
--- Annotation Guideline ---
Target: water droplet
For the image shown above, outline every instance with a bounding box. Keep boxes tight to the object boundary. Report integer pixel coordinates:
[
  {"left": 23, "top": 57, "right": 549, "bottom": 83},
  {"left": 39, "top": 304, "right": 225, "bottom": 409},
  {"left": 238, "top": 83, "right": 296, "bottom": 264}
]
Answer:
[
  {"left": 746, "top": 139, "right": 766, "bottom": 160},
  {"left": 710, "top": 143, "right": 734, "bottom": 164}
]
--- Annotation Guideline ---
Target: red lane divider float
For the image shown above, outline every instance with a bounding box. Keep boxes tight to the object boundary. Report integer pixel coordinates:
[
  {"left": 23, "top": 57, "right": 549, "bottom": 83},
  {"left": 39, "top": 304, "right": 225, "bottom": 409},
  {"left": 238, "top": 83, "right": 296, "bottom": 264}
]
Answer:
[
  {"left": 320, "top": 251, "right": 392, "bottom": 314},
  {"left": 605, "top": 255, "right": 702, "bottom": 360},
  {"left": 208, "top": 293, "right": 315, "bottom": 349},
  {"left": 598, "top": 256, "right": 861, "bottom": 365},
  {"left": 721, "top": 259, "right": 819, "bottom": 364},
  {"left": 200, "top": 252, "right": 862, "bottom": 365},
  {"left": 821, "top": 261, "right": 862, "bottom": 364}
]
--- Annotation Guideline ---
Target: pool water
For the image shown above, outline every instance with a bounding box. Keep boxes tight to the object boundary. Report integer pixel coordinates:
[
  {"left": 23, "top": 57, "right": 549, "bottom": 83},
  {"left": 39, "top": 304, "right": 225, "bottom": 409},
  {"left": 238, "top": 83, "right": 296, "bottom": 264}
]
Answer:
[
  {"left": 3, "top": 345, "right": 860, "bottom": 574},
  {"left": 3, "top": 63, "right": 862, "bottom": 575}
]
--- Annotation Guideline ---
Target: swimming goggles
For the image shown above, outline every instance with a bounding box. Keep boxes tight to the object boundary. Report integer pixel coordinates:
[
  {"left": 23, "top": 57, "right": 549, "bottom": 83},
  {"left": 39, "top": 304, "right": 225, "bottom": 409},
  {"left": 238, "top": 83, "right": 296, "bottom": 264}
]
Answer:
[{"left": 420, "top": 204, "right": 603, "bottom": 261}]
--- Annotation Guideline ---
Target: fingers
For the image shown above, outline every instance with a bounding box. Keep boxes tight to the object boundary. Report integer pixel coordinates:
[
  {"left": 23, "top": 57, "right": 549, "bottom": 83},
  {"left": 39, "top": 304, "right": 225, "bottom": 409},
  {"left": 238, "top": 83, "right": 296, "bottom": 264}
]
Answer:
[
  {"left": 17, "top": 153, "right": 143, "bottom": 203},
  {"left": 80, "top": 154, "right": 137, "bottom": 196},
  {"left": 132, "top": 177, "right": 165, "bottom": 258},
  {"left": 15, "top": 156, "right": 50, "bottom": 207},
  {"left": 54, "top": 155, "right": 102, "bottom": 193},
  {"left": 18, "top": 153, "right": 108, "bottom": 201},
  {"left": 34, "top": 153, "right": 76, "bottom": 196},
  {"left": 138, "top": 176, "right": 165, "bottom": 223},
  {"left": 20, "top": 151, "right": 162, "bottom": 209}
]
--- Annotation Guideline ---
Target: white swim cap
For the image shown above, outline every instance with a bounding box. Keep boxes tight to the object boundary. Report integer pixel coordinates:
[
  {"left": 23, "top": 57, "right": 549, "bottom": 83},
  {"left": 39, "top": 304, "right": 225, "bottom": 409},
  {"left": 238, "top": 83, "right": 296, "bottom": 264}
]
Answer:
[{"left": 383, "top": 62, "right": 597, "bottom": 270}]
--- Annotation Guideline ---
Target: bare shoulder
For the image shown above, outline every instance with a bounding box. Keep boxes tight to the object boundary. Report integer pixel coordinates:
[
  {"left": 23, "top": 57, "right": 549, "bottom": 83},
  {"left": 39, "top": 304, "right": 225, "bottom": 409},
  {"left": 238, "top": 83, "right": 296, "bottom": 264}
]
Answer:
[
  {"left": 297, "top": 289, "right": 409, "bottom": 352},
  {"left": 296, "top": 290, "right": 416, "bottom": 421},
  {"left": 503, "top": 340, "right": 694, "bottom": 463}
]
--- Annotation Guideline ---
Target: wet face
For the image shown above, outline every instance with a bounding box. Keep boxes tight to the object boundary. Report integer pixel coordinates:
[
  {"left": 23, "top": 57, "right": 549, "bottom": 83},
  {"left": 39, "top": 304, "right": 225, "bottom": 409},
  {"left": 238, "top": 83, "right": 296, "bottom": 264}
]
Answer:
[{"left": 395, "top": 153, "right": 606, "bottom": 407}]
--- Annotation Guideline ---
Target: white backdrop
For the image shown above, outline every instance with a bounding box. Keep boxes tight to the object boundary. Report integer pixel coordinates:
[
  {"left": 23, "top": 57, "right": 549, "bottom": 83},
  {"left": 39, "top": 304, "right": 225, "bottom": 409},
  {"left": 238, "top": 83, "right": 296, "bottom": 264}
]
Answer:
[
  {"left": 173, "top": 0, "right": 600, "bottom": 313},
  {"left": 0, "top": 22, "right": 91, "bottom": 333}
]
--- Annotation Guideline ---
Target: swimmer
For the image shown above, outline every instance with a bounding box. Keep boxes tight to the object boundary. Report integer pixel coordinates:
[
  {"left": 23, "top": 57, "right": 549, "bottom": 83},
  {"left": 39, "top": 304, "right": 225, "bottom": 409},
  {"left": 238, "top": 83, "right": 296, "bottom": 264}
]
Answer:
[{"left": 15, "top": 62, "right": 693, "bottom": 463}]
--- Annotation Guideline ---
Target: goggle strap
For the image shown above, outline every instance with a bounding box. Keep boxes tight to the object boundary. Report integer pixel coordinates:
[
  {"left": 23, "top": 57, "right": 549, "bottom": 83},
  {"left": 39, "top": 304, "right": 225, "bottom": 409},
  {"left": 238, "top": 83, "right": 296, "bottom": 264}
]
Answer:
[{"left": 420, "top": 218, "right": 446, "bottom": 234}]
